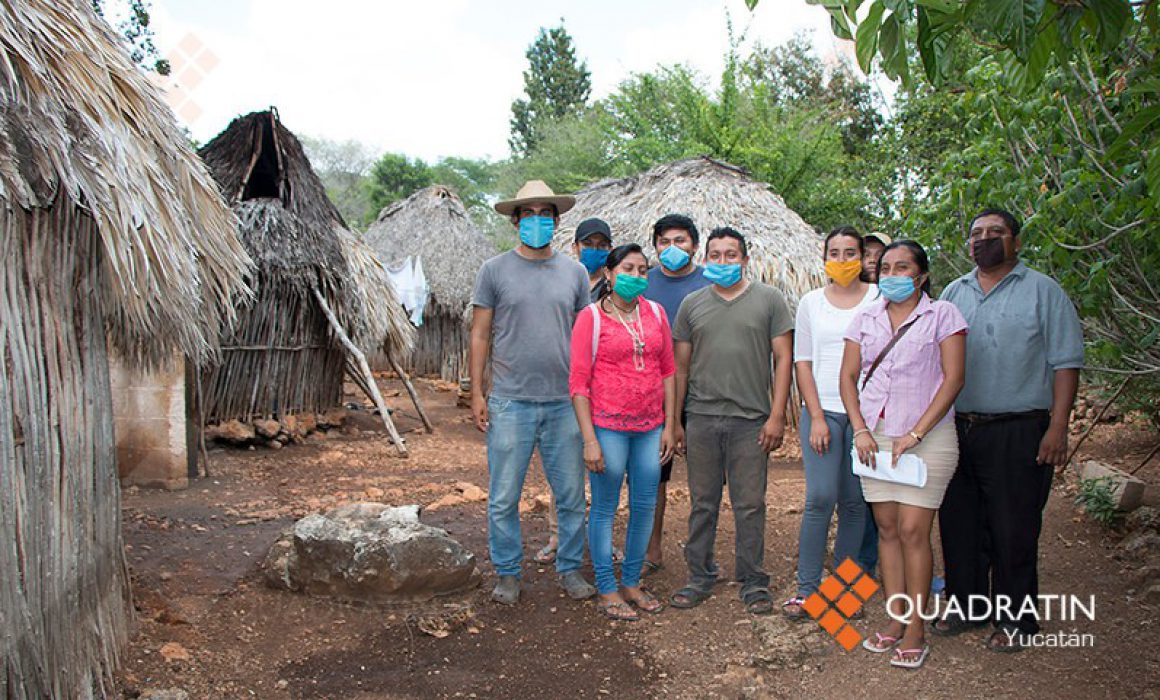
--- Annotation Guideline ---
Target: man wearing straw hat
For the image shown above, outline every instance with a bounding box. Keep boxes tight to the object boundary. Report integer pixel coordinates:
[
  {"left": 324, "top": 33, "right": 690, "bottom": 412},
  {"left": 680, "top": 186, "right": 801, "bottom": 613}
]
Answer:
[{"left": 470, "top": 180, "right": 597, "bottom": 605}]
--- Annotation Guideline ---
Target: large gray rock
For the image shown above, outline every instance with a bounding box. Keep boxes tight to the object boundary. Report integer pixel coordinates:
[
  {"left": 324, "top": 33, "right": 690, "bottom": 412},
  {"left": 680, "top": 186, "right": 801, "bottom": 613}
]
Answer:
[{"left": 263, "top": 503, "right": 480, "bottom": 604}]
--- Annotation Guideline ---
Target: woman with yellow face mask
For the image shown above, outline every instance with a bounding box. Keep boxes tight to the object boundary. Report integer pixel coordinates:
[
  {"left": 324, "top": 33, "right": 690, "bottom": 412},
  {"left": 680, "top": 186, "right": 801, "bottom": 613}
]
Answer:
[{"left": 783, "top": 226, "right": 879, "bottom": 620}]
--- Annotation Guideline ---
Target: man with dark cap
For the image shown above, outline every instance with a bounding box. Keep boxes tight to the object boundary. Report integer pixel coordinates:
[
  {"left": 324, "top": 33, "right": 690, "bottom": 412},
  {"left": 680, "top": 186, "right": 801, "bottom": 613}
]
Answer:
[
  {"left": 573, "top": 217, "right": 614, "bottom": 302},
  {"left": 534, "top": 217, "right": 617, "bottom": 566}
]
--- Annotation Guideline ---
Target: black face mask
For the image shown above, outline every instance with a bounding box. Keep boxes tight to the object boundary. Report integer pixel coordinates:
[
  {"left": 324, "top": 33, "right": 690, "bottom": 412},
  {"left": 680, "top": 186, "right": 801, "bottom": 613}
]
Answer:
[{"left": 972, "top": 237, "right": 1007, "bottom": 270}]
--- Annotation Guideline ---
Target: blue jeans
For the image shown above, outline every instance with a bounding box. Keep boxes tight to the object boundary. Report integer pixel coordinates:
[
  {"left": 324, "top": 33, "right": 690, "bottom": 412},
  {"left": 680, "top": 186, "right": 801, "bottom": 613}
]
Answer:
[
  {"left": 589, "top": 426, "right": 661, "bottom": 594},
  {"left": 795, "top": 409, "right": 868, "bottom": 596},
  {"left": 487, "top": 397, "right": 585, "bottom": 577}
]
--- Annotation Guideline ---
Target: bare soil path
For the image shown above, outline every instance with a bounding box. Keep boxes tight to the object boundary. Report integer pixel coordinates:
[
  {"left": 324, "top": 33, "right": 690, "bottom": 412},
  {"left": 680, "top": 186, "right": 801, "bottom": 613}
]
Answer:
[{"left": 116, "top": 378, "right": 1159, "bottom": 699}]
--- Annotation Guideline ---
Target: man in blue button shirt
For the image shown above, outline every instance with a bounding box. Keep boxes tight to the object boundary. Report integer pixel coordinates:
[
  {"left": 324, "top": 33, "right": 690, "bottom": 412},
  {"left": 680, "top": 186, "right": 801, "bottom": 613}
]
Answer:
[{"left": 935, "top": 208, "right": 1083, "bottom": 651}]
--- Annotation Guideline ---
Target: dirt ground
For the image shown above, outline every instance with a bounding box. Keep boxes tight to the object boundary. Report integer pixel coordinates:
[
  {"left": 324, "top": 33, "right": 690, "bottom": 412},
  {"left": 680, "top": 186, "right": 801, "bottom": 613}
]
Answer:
[{"left": 116, "top": 377, "right": 1160, "bottom": 699}]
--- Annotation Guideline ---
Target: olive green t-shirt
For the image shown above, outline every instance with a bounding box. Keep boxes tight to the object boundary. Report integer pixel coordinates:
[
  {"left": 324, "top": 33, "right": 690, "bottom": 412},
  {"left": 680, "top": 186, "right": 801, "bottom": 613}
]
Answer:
[{"left": 672, "top": 282, "right": 794, "bottom": 420}]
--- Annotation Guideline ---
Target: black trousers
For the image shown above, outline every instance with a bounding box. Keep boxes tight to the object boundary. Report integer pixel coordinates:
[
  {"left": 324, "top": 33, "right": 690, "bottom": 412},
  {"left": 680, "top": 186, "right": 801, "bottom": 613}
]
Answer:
[{"left": 939, "top": 413, "right": 1053, "bottom": 634}]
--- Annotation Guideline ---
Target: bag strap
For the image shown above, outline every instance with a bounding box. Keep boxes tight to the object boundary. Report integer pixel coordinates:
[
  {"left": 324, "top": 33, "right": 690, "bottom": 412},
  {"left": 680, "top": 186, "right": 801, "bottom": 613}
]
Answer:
[
  {"left": 861, "top": 318, "right": 918, "bottom": 391},
  {"left": 590, "top": 299, "right": 661, "bottom": 363}
]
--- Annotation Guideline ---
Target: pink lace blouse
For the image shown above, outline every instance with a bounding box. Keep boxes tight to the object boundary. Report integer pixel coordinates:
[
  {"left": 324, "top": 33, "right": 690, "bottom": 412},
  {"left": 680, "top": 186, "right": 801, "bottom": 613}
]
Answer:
[{"left": 569, "top": 301, "right": 675, "bottom": 432}]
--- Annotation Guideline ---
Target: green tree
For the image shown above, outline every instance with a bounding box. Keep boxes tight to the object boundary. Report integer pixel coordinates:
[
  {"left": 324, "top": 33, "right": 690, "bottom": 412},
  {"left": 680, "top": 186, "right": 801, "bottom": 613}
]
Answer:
[
  {"left": 300, "top": 136, "right": 379, "bottom": 227},
  {"left": 509, "top": 22, "right": 592, "bottom": 156},
  {"left": 92, "top": 0, "right": 170, "bottom": 74},
  {"left": 364, "top": 153, "right": 433, "bottom": 216},
  {"left": 793, "top": 0, "right": 1160, "bottom": 417}
]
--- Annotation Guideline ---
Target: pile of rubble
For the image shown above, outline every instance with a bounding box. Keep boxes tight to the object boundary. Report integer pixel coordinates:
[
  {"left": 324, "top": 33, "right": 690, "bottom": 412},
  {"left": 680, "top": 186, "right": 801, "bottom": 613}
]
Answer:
[{"left": 204, "top": 408, "right": 348, "bottom": 449}]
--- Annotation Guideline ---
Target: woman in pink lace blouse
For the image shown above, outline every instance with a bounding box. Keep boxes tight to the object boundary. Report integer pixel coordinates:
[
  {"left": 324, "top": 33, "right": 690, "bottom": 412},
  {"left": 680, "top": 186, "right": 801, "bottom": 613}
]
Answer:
[
  {"left": 570, "top": 244, "right": 677, "bottom": 621},
  {"left": 839, "top": 240, "right": 967, "bottom": 670}
]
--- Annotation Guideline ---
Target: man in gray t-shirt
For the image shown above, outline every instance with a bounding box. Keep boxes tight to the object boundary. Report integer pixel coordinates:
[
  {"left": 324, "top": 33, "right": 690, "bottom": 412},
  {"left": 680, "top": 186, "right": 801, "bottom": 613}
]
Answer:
[
  {"left": 469, "top": 180, "right": 595, "bottom": 606},
  {"left": 669, "top": 227, "right": 794, "bottom": 615}
]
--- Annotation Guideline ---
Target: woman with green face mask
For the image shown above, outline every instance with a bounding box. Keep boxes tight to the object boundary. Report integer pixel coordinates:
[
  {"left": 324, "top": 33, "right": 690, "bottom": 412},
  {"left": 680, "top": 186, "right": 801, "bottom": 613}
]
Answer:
[{"left": 569, "top": 244, "right": 678, "bottom": 621}]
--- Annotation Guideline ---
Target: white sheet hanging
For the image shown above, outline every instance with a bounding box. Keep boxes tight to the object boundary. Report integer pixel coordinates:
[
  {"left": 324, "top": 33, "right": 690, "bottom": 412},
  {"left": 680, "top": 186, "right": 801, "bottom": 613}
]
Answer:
[{"left": 385, "top": 256, "right": 430, "bottom": 327}]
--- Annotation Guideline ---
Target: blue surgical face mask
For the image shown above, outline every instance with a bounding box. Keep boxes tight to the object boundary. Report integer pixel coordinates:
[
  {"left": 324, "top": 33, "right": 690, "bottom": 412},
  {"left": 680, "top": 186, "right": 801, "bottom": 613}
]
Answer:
[
  {"left": 658, "top": 245, "right": 691, "bottom": 272},
  {"left": 519, "top": 216, "right": 555, "bottom": 249},
  {"left": 703, "top": 263, "right": 743, "bottom": 288},
  {"left": 879, "top": 275, "right": 917, "bottom": 302},
  {"left": 579, "top": 248, "right": 610, "bottom": 274}
]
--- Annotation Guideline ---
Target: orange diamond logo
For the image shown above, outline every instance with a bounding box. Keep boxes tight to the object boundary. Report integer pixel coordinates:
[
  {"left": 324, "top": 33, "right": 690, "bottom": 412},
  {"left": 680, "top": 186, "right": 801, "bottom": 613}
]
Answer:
[{"left": 804, "top": 558, "right": 879, "bottom": 651}]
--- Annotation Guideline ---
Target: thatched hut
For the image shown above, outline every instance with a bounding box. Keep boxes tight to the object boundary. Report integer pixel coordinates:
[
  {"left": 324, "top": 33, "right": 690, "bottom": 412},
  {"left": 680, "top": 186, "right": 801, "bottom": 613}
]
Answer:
[
  {"left": 0, "top": 1, "right": 252, "bottom": 696},
  {"left": 364, "top": 186, "right": 496, "bottom": 380},
  {"left": 197, "top": 110, "right": 414, "bottom": 430},
  {"left": 554, "top": 157, "right": 825, "bottom": 304}
]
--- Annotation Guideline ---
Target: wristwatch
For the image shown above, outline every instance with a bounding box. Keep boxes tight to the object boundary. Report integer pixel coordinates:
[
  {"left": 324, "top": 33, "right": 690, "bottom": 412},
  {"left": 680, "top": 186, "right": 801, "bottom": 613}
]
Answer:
[{"left": 908, "top": 430, "right": 924, "bottom": 443}]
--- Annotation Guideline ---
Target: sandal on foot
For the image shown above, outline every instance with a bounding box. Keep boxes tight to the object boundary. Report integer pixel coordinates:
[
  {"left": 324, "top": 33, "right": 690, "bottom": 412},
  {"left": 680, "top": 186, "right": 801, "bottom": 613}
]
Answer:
[
  {"left": 626, "top": 590, "right": 664, "bottom": 614},
  {"left": 598, "top": 600, "right": 639, "bottom": 622},
  {"left": 782, "top": 596, "right": 808, "bottom": 620},
  {"left": 533, "top": 543, "right": 557, "bottom": 565},
  {"left": 890, "top": 644, "right": 930, "bottom": 669},
  {"left": 742, "top": 588, "right": 774, "bottom": 616},
  {"left": 641, "top": 560, "right": 664, "bottom": 578},
  {"left": 986, "top": 629, "right": 1027, "bottom": 653},
  {"left": 670, "top": 586, "right": 711, "bottom": 609},
  {"left": 862, "top": 632, "right": 901, "bottom": 653},
  {"left": 932, "top": 615, "right": 984, "bottom": 637}
]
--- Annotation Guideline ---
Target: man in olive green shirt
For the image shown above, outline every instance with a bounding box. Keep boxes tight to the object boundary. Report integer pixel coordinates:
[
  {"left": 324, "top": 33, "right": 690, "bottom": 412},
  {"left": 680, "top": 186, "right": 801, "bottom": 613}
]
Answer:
[{"left": 669, "top": 227, "right": 794, "bottom": 615}]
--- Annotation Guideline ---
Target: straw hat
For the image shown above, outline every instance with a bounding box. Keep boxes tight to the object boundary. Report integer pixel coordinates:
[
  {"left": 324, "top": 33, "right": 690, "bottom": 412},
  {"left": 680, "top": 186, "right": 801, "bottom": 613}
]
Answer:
[
  {"left": 494, "top": 180, "right": 575, "bottom": 216},
  {"left": 865, "top": 231, "right": 893, "bottom": 246}
]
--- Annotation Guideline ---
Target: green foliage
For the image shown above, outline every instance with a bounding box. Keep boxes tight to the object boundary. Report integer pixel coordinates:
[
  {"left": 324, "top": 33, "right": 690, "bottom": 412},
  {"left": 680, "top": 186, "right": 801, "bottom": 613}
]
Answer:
[
  {"left": 509, "top": 23, "right": 592, "bottom": 156},
  {"left": 300, "top": 136, "right": 378, "bottom": 227},
  {"left": 502, "top": 32, "right": 895, "bottom": 231},
  {"left": 786, "top": 0, "right": 1160, "bottom": 410},
  {"left": 92, "top": 0, "right": 170, "bottom": 74},
  {"left": 1075, "top": 476, "right": 1125, "bottom": 527},
  {"left": 365, "top": 153, "right": 434, "bottom": 217}
]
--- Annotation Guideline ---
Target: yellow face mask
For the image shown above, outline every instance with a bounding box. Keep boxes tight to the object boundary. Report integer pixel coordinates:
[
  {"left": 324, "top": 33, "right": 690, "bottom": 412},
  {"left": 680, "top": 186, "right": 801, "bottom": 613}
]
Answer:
[{"left": 825, "top": 259, "right": 863, "bottom": 287}]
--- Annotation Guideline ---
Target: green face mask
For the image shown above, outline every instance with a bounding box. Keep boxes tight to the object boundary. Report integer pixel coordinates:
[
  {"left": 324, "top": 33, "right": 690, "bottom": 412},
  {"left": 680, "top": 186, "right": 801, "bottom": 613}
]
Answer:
[{"left": 613, "top": 273, "right": 649, "bottom": 301}]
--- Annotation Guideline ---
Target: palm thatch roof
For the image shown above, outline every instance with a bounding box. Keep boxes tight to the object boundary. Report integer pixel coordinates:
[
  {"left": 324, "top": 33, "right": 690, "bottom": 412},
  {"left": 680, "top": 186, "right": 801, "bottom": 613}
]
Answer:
[
  {"left": 336, "top": 226, "right": 415, "bottom": 359},
  {"left": 555, "top": 157, "right": 825, "bottom": 303},
  {"left": 1, "top": 2, "right": 252, "bottom": 698},
  {"left": 200, "top": 109, "right": 412, "bottom": 358},
  {"left": 0, "top": 0, "right": 252, "bottom": 366},
  {"left": 364, "top": 186, "right": 496, "bottom": 315}
]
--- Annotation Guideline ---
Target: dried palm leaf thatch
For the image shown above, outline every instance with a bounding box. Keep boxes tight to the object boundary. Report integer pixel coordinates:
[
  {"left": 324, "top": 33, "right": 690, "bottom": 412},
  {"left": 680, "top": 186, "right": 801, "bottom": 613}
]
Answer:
[
  {"left": 198, "top": 110, "right": 412, "bottom": 419},
  {"left": 1, "top": 2, "right": 252, "bottom": 698},
  {"left": 335, "top": 225, "right": 415, "bottom": 361},
  {"left": 364, "top": 186, "right": 495, "bottom": 379},
  {"left": 0, "top": 0, "right": 252, "bottom": 368},
  {"left": 554, "top": 156, "right": 825, "bottom": 305},
  {"left": 364, "top": 186, "right": 496, "bottom": 314}
]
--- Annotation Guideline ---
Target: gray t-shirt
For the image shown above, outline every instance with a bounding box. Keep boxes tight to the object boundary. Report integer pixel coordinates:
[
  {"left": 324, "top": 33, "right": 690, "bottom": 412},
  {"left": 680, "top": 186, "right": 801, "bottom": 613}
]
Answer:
[
  {"left": 472, "top": 250, "right": 589, "bottom": 401},
  {"left": 672, "top": 282, "right": 794, "bottom": 420},
  {"left": 941, "top": 261, "right": 1083, "bottom": 413}
]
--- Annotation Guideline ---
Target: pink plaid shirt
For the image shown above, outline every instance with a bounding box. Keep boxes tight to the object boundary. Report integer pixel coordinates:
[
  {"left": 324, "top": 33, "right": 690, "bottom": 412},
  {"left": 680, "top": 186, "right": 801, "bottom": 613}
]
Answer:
[{"left": 844, "top": 294, "right": 968, "bottom": 437}]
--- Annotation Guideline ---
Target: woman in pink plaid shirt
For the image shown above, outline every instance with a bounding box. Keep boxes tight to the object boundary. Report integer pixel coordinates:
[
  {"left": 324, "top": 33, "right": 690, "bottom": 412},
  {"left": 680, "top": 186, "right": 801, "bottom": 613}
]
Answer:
[{"left": 839, "top": 240, "right": 967, "bottom": 670}]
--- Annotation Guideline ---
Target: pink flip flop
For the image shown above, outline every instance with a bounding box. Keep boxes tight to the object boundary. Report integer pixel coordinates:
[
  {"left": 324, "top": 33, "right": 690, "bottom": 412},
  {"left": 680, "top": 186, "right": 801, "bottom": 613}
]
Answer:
[{"left": 862, "top": 632, "right": 901, "bottom": 653}]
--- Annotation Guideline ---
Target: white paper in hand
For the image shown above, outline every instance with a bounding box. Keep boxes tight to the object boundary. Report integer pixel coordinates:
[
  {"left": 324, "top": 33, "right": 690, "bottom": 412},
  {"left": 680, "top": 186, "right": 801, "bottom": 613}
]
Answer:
[{"left": 851, "top": 447, "right": 928, "bottom": 488}]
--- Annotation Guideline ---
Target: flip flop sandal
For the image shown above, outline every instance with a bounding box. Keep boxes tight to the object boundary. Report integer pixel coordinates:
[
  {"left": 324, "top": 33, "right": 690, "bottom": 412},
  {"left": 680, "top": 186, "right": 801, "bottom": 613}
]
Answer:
[
  {"left": 986, "top": 629, "right": 1027, "bottom": 653},
  {"left": 742, "top": 589, "right": 774, "bottom": 615},
  {"left": 782, "top": 596, "right": 808, "bottom": 620},
  {"left": 890, "top": 644, "right": 931, "bottom": 669},
  {"left": 598, "top": 601, "right": 639, "bottom": 622},
  {"left": 533, "top": 543, "right": 557, "bottom": 565},
  {"left": 862, "top": 632, "right": 901, "bottom": 653},
  {"left": 626, "top": 590, "right": 665, "bottom": 614},
  {"left": 670, "top": 586, "right": 711, "bottom": 609},
  {"left": 932, "top": 616, "right": 984, "bottom": 637},
  {"left": 641, "top": 560, "right": 664, "bottom": 578}
]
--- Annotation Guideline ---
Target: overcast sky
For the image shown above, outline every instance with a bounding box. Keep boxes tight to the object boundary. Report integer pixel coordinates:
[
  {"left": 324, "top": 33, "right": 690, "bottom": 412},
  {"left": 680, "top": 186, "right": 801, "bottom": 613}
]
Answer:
[{"left": 150, "top": 1, "right": 853, "bottom": 162}]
